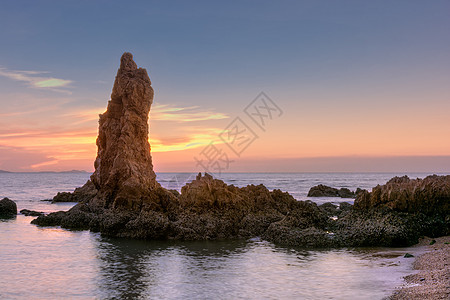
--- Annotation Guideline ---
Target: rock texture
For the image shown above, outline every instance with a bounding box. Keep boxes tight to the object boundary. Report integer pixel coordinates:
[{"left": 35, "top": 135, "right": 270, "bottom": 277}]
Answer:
[
  {"left": 354, "top": 175, "right": 450, "bottom": 216},
  {"left": 307, "top": 184, "right": 362, "bottom": 198},
  {"left": 331, "top": 175, "right": 450, "bottom": 246},
  {"left": 0, "top": 197, "right": 17, "bottom": 218},
  {"left": 91, "top": 52, "right": 158, "bottom": 209},
  {"left": 52, "top": 180, "right": 97, "bottom": 203}
]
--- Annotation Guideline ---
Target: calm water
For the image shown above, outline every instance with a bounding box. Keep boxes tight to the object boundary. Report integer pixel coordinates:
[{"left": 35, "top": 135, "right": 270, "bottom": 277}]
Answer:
[{"left": 1, "top": 172, "right": 443, "bottom": 299}]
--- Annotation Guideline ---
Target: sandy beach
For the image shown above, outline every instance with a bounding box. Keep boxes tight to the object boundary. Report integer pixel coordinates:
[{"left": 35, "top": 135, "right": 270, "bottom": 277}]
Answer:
[{"left": 390, "top": 236, "right": 450, "bottom": 299}]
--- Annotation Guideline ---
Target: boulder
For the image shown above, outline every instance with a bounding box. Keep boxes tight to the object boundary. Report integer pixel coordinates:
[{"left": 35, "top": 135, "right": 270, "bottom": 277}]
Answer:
[{"left": 0, "top": 197, "right": 17, "bottom": 218}]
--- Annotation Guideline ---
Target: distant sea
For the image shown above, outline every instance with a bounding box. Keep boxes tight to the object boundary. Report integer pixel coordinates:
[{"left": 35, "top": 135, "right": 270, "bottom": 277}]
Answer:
[{"left": 1, "top": 172, "right": 445, "bottom": 299}]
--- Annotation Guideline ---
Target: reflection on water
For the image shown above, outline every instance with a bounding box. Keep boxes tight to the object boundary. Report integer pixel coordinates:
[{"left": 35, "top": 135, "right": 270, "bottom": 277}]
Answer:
[
  {"left": 92, "top": 237, "right": 422, "bottom": 300},
  {"left": 0, "top": 216, "right": 424, "bottom": 299}
]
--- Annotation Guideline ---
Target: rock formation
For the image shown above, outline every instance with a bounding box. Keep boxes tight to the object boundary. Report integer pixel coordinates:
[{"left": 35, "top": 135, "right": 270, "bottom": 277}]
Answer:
[
  {"left": 332, "top": 175, "right": 450, "bottom": 246},
  {"left": 307, "top": 184, "right": 362, "bottom": 198},
  {"left": 0, "top": 197, "right": 17, "bottom": 218},
  {"left": 91, "top": 52, "right": 158, "bottom": 209},
  {"left": 354, "top": 175, "right": 450, "bottom": 216},
  {"left": 31, "top": 53, "right": 450, "bottom": 248}
]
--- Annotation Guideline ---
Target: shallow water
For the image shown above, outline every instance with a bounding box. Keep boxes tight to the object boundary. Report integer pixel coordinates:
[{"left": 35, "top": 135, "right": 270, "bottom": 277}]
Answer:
[{"left": 0, "top": 172, "right": 439, "bottom": 299}]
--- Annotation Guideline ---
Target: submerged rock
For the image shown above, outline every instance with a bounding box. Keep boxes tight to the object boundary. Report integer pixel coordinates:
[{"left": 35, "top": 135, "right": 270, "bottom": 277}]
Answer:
[
  {"left": 20, "top": 209, "right": 44, "bottom": 217},
  {"left": 0, "top": 197, "right": 17, "bottom": 218}
]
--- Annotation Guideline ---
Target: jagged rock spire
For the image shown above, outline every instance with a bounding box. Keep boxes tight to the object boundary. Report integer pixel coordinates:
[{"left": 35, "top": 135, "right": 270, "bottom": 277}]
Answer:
[{"left": 91, "top": 52, "right": 158, "bottom": 208}]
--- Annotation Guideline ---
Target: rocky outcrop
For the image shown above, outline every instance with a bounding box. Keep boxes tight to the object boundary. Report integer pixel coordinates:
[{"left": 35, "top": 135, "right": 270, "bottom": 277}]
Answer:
[
  {"left": 307, "top": 184, "right": 362, "bottom": 198},
  {"left": 33, "top": 173, "right": 331, "bottom": 245},
  {"left": 29, "top": 53, "right": 450, "bottom": 248},
  {"left": 354, "top": 175, "right": 450, "bottom": 216},
  {"left": 330, "top": 175, "right": 450, "bottom": 247},
  {"left": 90, "top": 52, "right": 158, "bottom": 209},
  {"left": 52, "top": 180, "right": 97, "bottom": 203},
  {"left": 0, "top": 197, "right": 17, "bottom": 218}
]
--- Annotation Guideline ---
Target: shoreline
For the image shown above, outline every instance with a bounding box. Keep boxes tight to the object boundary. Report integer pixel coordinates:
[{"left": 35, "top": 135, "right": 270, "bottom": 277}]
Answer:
[{"left": 390, "top": 236, "right": 450, "bottom": 299}]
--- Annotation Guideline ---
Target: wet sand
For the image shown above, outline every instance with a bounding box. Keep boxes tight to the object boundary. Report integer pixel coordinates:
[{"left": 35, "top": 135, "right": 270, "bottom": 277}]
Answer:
[{"left": 390, "top": 236, "right": 449, "bottom": 299}]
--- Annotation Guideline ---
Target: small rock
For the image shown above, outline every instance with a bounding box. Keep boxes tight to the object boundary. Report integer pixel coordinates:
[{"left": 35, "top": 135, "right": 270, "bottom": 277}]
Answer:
[
  {"left": 419, "top": 278, "right": 425, "bottom": 281},
  {"left": 429, "top": 239, "right": 436, "bottom": 245},
  {"left": 20, "top": 209, "right": 44, "bottom": 217},
  {"left": 0, "top": 197, "right": 17, "bottom": 218},
  {"left": 404, "top": 253, "right": 414, "bottom": 258}
]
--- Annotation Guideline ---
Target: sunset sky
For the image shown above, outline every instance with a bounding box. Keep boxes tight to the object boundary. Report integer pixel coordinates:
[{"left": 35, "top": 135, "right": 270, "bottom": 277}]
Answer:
[{"left": 0, "top": 0, "right": 449, "bottom": 172}]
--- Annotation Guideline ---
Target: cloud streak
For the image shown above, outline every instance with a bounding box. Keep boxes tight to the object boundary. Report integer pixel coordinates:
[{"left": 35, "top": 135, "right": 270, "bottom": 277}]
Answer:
[
  {"left": 151, "top": 104, "right": 228, "bottom": 122},
  {"left": 0, "top": 67, "right": 72, "bottom": 92}
]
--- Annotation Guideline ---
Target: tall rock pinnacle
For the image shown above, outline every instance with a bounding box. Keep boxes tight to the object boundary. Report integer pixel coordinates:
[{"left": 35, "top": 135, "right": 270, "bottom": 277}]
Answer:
[{"left": 91, "top": 52, "right": 158, "bottom": 208}]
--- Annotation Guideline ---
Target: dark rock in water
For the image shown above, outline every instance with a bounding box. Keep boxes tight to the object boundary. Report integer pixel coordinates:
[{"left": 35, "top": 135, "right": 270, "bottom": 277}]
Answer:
[
  {"left": 20, "top": 209, "right": 44, "bottom": 217},
  {"left": 308, "top": 185, "right": 361, "bottom": 198},
  {"left": 0, "top": 197, "right": 17, "bottom": 218},
  {"left": 404, "top": 253, "right": 414, "bottom": 258},
  {"left": 32, "top": 211, "right": 67, "bottom": 227},
  {"left": 52, "top": 180, "right": 97, "bottom": 203}
]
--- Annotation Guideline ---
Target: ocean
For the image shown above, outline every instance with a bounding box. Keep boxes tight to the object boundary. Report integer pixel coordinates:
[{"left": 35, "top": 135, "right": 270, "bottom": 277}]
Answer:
[{"left": 0, "top": 172, "right": 443, "bottom": 299}]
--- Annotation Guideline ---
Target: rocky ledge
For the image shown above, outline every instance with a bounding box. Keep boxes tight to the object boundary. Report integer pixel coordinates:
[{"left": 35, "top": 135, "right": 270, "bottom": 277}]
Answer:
[{"left": 30, "top": 53, "right": 449, "bottom": 248}]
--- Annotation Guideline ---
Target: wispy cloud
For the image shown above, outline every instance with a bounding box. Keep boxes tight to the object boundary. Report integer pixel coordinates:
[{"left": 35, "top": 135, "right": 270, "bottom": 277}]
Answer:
[
  {"left": 0, "top": 67, "right": 72, "bottom": 93},
  {"left": 151, "top": 104, "right": 229, "bottom": 122}
]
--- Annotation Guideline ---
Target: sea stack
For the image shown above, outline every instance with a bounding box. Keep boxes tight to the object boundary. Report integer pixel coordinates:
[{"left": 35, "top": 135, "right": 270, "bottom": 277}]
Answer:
[{"left": 91, "top": 52, "right": 158, "bottom": 209}]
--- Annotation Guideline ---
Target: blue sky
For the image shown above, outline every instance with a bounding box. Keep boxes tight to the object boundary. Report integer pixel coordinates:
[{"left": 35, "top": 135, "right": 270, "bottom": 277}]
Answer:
[{"left": 0, "top": 0, "right": 449, "bottom": 172}]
